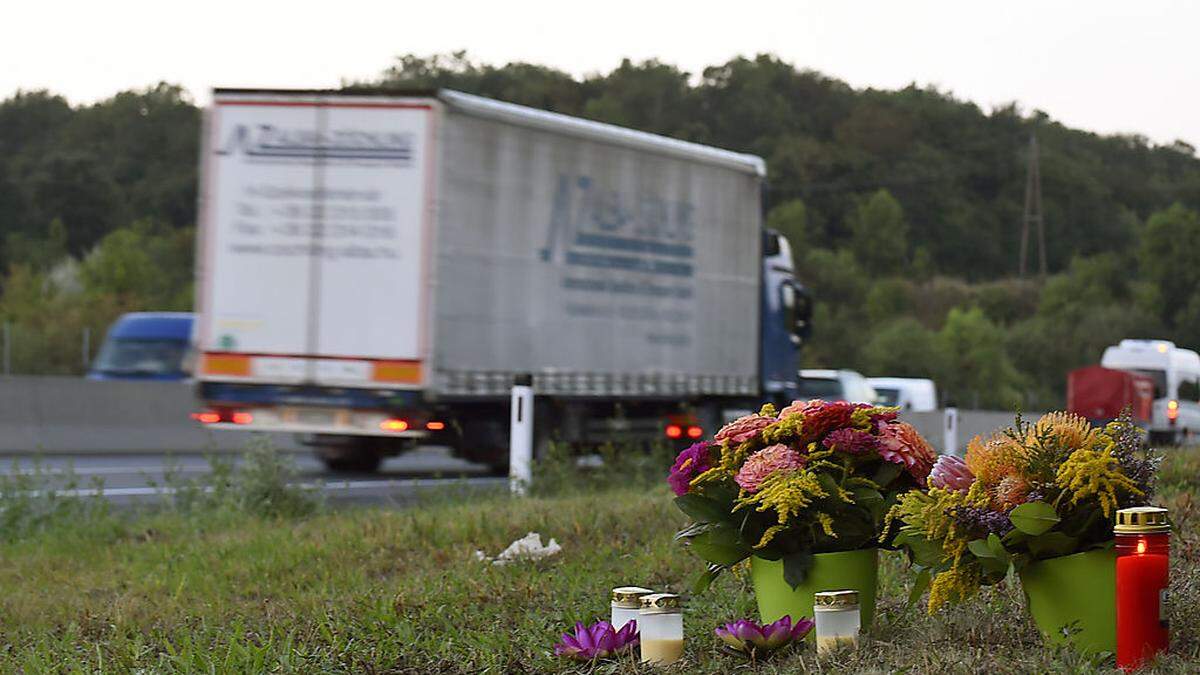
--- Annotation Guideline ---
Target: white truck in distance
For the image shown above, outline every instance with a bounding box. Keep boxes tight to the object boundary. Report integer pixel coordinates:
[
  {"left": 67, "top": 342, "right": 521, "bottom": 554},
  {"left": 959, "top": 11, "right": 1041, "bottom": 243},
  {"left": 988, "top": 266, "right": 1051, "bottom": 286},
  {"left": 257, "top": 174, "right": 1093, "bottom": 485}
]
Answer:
[
  {"left": 192, "top": 89, "right": 811, "bottom": 471},
  {"left": 1101, "top": 339, "right": 1200, "bottom": 444}
]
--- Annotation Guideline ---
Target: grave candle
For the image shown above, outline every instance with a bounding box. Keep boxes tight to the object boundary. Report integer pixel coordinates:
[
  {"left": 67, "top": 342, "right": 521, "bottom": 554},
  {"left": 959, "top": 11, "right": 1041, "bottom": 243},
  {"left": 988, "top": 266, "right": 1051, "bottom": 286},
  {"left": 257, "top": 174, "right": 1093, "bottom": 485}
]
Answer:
[{"left": 1115, "top": 506, "right": 1170, "bottom": 671}]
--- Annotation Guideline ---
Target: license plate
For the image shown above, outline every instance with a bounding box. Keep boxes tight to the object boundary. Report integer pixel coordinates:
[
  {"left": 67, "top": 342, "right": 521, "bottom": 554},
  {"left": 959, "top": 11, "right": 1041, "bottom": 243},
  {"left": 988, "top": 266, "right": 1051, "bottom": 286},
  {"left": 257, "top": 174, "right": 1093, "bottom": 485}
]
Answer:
[{"left": 282, "top": 407, "right": 337, "bottom": 426}]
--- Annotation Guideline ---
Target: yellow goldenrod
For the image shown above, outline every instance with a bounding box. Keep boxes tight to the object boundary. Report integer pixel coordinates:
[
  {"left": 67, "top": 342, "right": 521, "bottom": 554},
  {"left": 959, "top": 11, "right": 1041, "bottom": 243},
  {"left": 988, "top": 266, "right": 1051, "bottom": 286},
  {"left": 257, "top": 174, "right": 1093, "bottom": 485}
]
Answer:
[
  {"left": 735, "top": 470, "right": 828, "bottom": 546},
  {"left": 1055, "top": 446, "right": 1142, "bottom": 518}
]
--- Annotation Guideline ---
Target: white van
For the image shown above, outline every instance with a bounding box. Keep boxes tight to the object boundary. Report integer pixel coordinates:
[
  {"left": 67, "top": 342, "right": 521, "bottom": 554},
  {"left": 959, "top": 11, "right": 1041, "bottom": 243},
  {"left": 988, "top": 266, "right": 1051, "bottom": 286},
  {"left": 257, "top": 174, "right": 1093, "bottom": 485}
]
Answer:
[
  {"left": 797, "top": 369, "right": 878, "bottom": 404},
  {"left": 868, "top": 377, "right": 939, "bottom": 412},
  {"left": 1101, "top": 339, "right": 1200, "bottom": 445}
]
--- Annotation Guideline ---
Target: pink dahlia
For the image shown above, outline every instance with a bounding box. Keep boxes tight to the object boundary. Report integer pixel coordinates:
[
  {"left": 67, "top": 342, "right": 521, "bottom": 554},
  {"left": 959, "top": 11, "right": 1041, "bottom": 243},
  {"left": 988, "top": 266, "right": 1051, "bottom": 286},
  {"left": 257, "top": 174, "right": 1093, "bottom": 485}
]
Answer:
[
  {"left": 928, "top": 454, "right": 975, "bottom": 492},
  {"left": 715, "top": 414, "right": 774, "bottom": 445},
  {"left": 668, "top": 441, "right": 714, "bottom": 496},
  {"left": 877, "top": 422, "right": 937, "bottom": 485},
  {"left": 735, "top": 444, "right": 804, "bottom": 493},
  {"left": 822, "top": 428, "right": 879, "bottom": 454}
]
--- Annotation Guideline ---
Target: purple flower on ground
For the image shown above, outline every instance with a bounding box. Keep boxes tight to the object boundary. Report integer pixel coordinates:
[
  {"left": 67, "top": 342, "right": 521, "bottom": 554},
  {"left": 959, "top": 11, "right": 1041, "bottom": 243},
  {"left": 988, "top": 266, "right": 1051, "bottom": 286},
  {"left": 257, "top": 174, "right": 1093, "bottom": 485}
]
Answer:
[
  {"left": 715, "top": 615, "right": 814, "bottom": 659},
  {"left": 929, "top": 454, "right": 975, "bottom": 492},
  {"left": 668, "top": 441, "right": 714, "bottom": 496},
  {"left": 554, "top": 620, "right": 639, "bottom": 661},
  {"left": 823, "top": 428, "right": 879, "bottom": 455}
]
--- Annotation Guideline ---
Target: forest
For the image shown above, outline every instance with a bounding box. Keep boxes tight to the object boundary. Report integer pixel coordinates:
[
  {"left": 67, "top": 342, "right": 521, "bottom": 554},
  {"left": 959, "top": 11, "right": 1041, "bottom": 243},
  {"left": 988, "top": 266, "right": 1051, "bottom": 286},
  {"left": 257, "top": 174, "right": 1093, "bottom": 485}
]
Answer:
[{"left": 2, "top": 52, "right": 1199, "bottom": 408}]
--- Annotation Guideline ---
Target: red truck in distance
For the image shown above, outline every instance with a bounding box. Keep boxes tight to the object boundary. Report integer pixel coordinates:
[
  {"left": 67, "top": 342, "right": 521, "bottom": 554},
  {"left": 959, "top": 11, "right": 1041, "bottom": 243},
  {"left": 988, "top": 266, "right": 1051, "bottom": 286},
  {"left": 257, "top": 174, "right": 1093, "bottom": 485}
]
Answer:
[{"left": 1067, "top": 365, "right": 1155, "bottom": 428}]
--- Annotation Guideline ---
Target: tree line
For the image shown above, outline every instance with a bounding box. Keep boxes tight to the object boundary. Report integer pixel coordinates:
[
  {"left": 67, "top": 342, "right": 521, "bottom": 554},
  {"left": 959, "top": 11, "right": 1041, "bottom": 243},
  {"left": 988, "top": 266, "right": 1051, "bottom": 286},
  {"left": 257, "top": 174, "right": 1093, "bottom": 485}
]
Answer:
[{"left": 1, "top": 53, "right": 1198, "bottom": 408}]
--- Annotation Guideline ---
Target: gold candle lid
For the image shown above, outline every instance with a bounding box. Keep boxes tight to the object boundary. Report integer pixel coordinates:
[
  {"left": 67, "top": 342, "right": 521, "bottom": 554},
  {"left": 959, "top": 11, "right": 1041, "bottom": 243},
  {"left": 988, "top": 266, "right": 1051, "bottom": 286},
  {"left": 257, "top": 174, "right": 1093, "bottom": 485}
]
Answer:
[
  {"left": 611, "top": 586, "right": 655, "bottom": 608},
  {"left": 1115, "top": 506, "right": 1170, "bottom": 534},
  {"left": 814, "top": 590, "right": 860, "bottom": 608},
  {"left": 639, "top": 593, "right": 682, "bottom": 614}
]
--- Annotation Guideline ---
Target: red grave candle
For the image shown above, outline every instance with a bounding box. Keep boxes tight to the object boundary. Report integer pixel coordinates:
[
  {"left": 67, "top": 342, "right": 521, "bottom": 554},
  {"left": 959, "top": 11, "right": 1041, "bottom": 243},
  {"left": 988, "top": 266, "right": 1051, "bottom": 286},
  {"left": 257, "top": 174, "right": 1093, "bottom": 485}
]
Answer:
[{"left": 1115, "top": 506, "right": 1170, "bottom": 671}]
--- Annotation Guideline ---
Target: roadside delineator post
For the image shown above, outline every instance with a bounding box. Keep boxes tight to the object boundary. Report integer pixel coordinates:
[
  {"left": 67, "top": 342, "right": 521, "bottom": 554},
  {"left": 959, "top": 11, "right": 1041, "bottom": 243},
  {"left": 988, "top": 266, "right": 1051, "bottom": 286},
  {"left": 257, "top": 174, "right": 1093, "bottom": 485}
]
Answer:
[
  {"left": 510, "top": 373, "right": 534, "bottom": 495},
  {"left": 944, "top": 405, "right": 959, "bottom": 457}
]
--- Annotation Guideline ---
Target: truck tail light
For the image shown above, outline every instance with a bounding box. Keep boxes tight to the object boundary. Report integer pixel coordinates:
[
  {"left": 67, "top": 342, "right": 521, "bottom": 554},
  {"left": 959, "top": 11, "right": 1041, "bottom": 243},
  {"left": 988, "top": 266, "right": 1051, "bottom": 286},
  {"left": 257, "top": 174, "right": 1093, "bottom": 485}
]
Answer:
[
  {"left": 426, "top": 421, "right": 446, "bottom": 431},
  {"left": 686, "top": 425, "right": 704, "bottom": 439},
  {"left": 665, "top": 424, "right": 683, "bottom": 439},
  {"left": 231, "top": 411, "right": 254, "bottom": 425},
  {"left": 380, "top": 418, "right": 410, "bottom": 432},
  {"left": 191, "top": 411, "right": 220, "bottom": 424},
  {"left": 1168, "top": 400, "right": 1179, "bottom": 423}
]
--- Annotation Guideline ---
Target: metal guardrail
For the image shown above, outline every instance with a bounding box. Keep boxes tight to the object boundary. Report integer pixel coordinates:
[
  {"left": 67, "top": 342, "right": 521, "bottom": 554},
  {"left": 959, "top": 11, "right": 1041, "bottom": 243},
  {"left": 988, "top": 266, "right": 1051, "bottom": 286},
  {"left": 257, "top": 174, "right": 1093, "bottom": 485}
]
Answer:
[
  {"left": 0, "top": 376, "right": 1034, "bottom": 455},
  {"left": 0, "top": 376, "right": 299, "bottom": 454}
]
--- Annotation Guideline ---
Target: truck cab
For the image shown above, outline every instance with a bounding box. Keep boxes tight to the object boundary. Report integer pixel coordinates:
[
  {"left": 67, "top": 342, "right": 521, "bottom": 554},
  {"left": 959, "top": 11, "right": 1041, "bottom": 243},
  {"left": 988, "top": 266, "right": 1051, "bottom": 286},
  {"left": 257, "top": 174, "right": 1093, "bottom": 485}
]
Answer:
[
  {"left": 88, "top": 312, "right": 195, "bottom": 381},
  {"left": 1101, "top": 339, "right": 1200, "bottom": 445}
]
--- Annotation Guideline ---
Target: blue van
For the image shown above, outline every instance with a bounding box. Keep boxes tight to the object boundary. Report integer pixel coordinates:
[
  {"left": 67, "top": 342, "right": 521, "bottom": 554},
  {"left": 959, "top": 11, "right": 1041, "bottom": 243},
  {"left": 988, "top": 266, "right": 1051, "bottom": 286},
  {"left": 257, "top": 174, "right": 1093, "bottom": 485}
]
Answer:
[{"left": 88, "top": 312, "right": 195, "bottom": 381}]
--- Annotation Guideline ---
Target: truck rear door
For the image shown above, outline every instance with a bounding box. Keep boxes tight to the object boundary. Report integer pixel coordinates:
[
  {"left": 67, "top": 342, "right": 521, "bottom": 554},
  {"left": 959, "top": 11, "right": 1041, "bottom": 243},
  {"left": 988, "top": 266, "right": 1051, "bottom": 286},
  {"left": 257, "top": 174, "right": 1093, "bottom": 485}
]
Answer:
[{"left": 197, "top": 91, "right": 435, "bottom": 389}]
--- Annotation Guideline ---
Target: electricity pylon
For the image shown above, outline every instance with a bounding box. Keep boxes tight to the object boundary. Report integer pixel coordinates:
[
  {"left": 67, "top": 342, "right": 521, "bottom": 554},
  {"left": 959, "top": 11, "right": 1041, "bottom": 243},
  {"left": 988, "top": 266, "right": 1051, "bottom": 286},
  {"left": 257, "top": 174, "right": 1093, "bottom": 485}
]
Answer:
[{"left": 1019, "top": 132, "right": 1047, "bottom": 278}]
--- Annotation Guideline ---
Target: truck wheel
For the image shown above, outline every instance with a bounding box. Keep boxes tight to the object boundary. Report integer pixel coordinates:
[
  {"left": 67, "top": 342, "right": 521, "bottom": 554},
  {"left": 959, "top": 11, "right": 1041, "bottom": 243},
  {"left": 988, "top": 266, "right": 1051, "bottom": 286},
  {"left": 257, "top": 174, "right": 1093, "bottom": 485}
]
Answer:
[{"left": 317, "top": 444, "right": 383, "bottom": 473}]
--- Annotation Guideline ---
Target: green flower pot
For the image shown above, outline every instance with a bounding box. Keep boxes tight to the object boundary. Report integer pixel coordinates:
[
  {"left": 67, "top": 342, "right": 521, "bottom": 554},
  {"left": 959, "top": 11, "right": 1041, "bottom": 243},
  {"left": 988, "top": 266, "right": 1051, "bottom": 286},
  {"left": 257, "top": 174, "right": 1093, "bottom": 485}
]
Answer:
[
  {"left": 750, "top": 548, "right": 878, "bottom": 636},
  {"left": 1018, "top": 548, "right": 1116, "bottom": 653}
]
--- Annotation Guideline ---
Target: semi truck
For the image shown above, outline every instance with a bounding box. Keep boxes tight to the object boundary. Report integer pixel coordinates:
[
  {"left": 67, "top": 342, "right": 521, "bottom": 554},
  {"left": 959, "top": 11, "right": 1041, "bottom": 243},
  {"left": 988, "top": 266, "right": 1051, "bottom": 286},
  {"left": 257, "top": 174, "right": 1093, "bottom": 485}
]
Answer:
[{"left": 192, "top": 88, "right": 811, "bottom": 471}]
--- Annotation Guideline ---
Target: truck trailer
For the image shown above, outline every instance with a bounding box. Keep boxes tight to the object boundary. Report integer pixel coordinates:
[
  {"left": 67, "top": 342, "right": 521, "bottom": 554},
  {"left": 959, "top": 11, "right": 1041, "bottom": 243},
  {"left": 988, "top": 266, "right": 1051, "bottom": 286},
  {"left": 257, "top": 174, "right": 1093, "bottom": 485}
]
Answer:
[{"left": 192, "top": 88, "right": 811, "bottom": 471}]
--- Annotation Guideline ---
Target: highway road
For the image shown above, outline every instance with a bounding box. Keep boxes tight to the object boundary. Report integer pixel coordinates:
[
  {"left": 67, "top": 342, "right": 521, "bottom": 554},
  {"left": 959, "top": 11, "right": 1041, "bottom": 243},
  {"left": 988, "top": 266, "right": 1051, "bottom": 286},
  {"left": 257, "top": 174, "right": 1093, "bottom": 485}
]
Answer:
[{"left": 0, "top": 445, "right": 507, "bottom": 506}]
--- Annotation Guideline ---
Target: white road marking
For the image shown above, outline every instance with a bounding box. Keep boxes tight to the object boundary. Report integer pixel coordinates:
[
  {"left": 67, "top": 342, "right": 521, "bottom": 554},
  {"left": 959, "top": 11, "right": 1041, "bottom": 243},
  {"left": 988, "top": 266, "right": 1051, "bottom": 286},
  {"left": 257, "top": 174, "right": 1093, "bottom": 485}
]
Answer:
[{"left": 24, "top": 476, "right": 505, "bottom": 498}]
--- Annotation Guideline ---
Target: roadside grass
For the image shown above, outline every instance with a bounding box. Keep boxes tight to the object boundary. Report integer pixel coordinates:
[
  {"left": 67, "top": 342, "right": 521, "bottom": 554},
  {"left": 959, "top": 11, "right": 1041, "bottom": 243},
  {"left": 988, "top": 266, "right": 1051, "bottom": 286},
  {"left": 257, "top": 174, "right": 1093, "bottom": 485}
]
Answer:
[{"left": 0, "top": 444, "right": 1197, "bottom": 672}]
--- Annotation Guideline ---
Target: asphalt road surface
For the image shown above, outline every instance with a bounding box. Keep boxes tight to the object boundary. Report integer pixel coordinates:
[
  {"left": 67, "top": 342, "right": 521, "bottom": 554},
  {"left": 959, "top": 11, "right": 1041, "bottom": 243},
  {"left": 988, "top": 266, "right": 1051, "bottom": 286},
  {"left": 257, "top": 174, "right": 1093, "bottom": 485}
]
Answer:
[{"left": 0, "top": 446, "right": 506, "bottom": 506}]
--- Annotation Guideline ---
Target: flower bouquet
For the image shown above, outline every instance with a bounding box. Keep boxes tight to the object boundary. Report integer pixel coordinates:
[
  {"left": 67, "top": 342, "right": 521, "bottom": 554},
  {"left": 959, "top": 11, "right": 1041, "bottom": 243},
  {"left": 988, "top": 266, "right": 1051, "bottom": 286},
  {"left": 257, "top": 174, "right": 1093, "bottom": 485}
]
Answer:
[
  {"left": 670, "top": 400, "right": 935, "bottom": 624},
  {"left": 889, "top": 410, "right": 1159, "bottom": 651}
]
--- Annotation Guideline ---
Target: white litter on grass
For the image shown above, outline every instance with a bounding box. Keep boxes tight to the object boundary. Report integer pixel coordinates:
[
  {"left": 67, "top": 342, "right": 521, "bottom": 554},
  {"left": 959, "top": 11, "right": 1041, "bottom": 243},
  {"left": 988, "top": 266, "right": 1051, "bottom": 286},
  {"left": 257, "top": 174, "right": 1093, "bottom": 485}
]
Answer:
[{"left": 475, "top": 532, "right": 562, "bottom": 565}]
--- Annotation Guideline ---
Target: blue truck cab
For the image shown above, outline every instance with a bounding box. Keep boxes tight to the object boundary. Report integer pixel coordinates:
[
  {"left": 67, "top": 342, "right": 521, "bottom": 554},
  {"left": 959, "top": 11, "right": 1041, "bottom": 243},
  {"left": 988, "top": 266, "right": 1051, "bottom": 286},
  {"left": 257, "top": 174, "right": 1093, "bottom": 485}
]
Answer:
[{"left": 88, "top": 312, "right": 195, "bottom": 381}]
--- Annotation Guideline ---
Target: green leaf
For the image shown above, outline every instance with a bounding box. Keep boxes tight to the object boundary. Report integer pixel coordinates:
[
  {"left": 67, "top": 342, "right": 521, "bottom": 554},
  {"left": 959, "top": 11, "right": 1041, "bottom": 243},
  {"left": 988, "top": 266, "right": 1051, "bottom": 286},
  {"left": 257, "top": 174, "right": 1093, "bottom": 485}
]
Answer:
[
  {"left": 898, "top": 533, "right": 947, "bottom": 568},
  {"left": 851, "top": 487, "right": 885, "bottom": 518},
  {"left": 1027, "top": 531, "right": 1080, "bottom": 558},
  {"left": 691, "top": 564, "right": 724, "bottom": 594},
  {"left": 1009, "top": 501, "right": 1060, "bottom": 536},
  {"left": 872, "top": 461, "right": 904, "bottom": 486},
  {"left": 673, "top": 521, "right": 712, "bottom": 541},
  {"left": 673, "top": 494, "right": 729, "bottom": 524},
  {"left": 967, "top": 538, "right": 994, "bottom": 559},
  {"left": 782, "top": 551, "right": 814, "bottom": 589},
  {"left": 978, "top": 555, "right": 1009, "bottom": 575},
  {"left": 688, "top": 526, "right": 750, "bottom": 566},
  {"left": 986, "top": 533, "right": 1011, "bottom": 564},
  {"left": 906, "top": 569, "right": 931, "bottom": 610}
]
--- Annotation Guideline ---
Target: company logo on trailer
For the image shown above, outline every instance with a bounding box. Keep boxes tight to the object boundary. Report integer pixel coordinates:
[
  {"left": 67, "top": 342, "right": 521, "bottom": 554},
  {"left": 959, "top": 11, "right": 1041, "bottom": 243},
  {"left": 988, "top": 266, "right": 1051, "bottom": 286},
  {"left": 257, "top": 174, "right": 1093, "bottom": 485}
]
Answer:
[{"left": 217, "top": 124, "right": 414, "bottom": 164}]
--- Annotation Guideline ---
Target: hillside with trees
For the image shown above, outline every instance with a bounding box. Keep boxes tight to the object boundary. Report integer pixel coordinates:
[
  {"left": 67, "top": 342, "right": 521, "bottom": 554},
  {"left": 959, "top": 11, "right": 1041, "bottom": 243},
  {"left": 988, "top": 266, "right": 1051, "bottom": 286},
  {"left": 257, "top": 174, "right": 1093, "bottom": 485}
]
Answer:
[{"left": 2, "top": 54, "right": 1199, "bottom": 408}]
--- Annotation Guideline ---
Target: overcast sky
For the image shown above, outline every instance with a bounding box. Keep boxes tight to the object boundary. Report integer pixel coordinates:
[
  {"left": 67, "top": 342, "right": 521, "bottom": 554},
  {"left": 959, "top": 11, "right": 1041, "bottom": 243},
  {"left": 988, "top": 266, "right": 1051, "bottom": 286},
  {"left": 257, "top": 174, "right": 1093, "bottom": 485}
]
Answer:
[{"left": 4, "top": 0, "right": 1197, "bottom": 148}]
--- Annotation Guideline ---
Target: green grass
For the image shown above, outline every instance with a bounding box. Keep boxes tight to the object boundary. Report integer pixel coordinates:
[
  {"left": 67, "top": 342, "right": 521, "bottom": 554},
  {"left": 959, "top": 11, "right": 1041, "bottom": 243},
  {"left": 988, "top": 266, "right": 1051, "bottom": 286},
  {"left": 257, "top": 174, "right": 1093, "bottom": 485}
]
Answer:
[{"left": 1, "top": 446, "right": 1199, "bottom": 673}]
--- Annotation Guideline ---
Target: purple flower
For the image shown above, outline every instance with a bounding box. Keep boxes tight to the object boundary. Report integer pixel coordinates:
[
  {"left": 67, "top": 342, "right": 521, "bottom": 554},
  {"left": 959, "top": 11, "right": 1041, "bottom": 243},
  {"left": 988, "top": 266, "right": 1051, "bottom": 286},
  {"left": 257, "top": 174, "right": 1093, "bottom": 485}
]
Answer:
[
  {"left": 822, "top": 428, "right": 879, "bottom": 455},
  {"left": 715, "top": 615, "right": 814, "bottom": 658},
  {"left": 554, "top": 620, "right": 639, "bottom": 661},
  {"left": 929, "top": 454, "right": 975, "bottom": 492},
  {"left": 668, "top": 441, "right": 714, "bottom": 496},
  {"left": 950, "top": 505, "right": 1014, "bottom": 537}
]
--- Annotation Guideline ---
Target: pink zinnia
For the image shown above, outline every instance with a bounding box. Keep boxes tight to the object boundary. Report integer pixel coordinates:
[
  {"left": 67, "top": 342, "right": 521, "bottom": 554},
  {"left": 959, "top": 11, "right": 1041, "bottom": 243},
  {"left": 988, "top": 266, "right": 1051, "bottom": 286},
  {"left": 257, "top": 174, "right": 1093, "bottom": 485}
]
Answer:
[
  {"left": 715, "top": 414, "right": 774, "bottom": 445},
  {"left": 878, "top": 422, "right": 937, "bottom": 485},
  {"left": 735, "top": 444, "right": 804, "bottom": 493},
  {"left": 823, "top": 428, "right": 878, "bottom": 454},
  {"left": 778, "top": 399, "right": 869, "bottom": 445}
]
